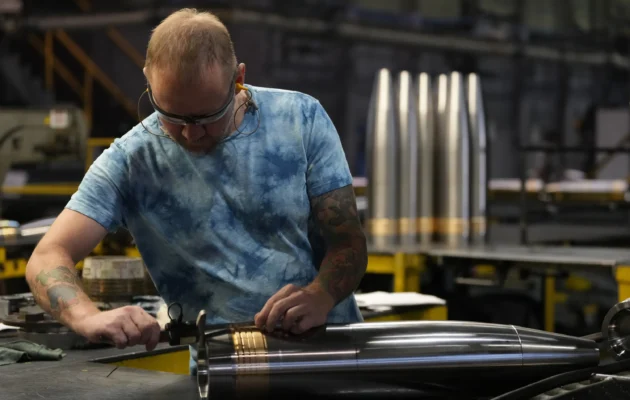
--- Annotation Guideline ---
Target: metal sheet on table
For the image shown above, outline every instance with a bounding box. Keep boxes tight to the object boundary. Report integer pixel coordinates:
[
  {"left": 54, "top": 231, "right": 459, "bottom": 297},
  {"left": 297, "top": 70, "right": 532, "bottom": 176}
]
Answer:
[
  {"left": 368, "top": 243, "right": 630, "bottom": 267},
  {"left": 426, "top": 245, "right": 630, "bottom": 266}
]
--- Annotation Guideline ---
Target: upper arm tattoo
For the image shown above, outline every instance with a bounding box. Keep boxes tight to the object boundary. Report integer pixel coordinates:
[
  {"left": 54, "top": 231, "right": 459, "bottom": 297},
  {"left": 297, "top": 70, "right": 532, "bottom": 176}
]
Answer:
[{"left": 311, "top": 184, "right": 367, "bottom": 303}]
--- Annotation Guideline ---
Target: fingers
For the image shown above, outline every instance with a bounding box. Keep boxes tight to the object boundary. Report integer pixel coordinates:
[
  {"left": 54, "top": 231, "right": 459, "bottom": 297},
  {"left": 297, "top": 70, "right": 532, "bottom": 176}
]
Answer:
[
  {"left": 291, "top": 315, "right": 315, "bottom": 335},
  {"left": 128, "top": 306, "right": 161, "bottom": 351},
  {"left": 145, "top": 323, "right": 161, "bottom": 351},
  {"left": 282, "top": 304, "right": 308, "bottom": 331},
  {"left": 102, "top": 317, "right": 131, "bottom": 349},
  {"left": 255, "top": 284, "right": 299, "bottom": 329},
  {"left": 95, "top": 306, "right": 160, "bottom": 350},
  {"left": 120, "top": 316, "right": 142, "bottom": 348},
  {"left": 264, "top": 291, "right": 305, "bottom": 332}
]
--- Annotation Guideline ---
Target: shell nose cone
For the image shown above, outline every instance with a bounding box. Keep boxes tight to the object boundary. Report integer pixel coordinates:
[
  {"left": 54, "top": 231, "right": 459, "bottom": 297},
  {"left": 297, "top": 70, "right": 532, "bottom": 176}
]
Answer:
[{"left": 515, "top": 326, "right": 600, "bottom": 367}]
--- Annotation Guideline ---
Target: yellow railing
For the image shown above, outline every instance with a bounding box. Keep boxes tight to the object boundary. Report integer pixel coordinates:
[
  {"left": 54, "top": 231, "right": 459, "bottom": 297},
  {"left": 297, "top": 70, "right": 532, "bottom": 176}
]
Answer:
[
  {"left": 28, "top": 0, "right": 144, "bottom": 130},
  {"left": 30, "top": 30, "right": 137, "bottom": 128}
]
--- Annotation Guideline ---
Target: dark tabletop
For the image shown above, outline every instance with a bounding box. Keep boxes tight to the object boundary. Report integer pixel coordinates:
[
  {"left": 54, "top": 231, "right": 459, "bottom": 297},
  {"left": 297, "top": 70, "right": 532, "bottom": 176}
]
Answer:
[{"left": 0, "top": 339, "right": 199, "bottom": 400}]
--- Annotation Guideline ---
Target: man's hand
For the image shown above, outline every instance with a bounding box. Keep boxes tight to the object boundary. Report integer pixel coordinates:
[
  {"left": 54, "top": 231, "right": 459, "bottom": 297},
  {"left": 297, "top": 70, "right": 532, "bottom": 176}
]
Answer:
[
  {"left": 254, "top": 283, "right": 335, "bottom": 334},
  {"left": 72, "top": 306, "right": 161, "bottom": 351}
]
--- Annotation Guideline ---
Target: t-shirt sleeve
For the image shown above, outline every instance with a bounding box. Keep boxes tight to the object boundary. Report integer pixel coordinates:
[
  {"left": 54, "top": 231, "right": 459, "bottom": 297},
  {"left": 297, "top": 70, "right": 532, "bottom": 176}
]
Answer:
[
  {"left": 65, "top": 140, "right": 129, "bottom": 232},
  {"left": 304, "top": 100, "right": 353, "bottom": 198}
]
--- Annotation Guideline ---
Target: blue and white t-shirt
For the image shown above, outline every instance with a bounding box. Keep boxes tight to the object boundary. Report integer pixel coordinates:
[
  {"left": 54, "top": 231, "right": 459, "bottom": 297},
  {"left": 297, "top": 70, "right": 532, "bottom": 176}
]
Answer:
[{"left": 66, "top": 85, "right": 363, "bottom": 328}]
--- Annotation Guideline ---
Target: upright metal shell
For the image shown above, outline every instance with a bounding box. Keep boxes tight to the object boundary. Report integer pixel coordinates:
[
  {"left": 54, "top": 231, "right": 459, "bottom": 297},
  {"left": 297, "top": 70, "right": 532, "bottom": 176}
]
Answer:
[
  {"left": 467, "top": 73, "right": 488, "bottom": 244},
  {"left": 435, "top": 72, "right": 470, "bottom": 246},
  {"left": 365, "top": 68, "right": 399, "bottom": 247},
  {"left": 395, "top": 71, "right": 418, "bottom": 246},
  {"left": 416, "top": 73, "right": 435, "bottom": 245}
]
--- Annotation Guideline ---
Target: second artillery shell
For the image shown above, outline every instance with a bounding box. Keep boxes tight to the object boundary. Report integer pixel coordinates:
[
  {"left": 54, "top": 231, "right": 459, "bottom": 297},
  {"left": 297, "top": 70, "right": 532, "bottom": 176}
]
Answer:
[
  {"left": 467, "top": 73, "right": 488, "bottom": 244},
  {"left": 395, "top": 70, "right": 419, "bottom": 246},
  {"left": 435, "top": 72, "right": 470, "bottom": 247},
  {"left": 365, "top": 68, "right": 399, "bottom": 247},
  {"left": 416, "top": 73, "right": 435, "bottom": 246}
]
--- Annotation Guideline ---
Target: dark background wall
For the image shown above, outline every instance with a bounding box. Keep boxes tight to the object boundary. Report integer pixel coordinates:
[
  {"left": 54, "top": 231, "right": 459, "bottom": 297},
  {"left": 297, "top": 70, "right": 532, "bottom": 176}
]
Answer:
[{"left": 3, "top": 0, "right": 630, "bottom": 180}]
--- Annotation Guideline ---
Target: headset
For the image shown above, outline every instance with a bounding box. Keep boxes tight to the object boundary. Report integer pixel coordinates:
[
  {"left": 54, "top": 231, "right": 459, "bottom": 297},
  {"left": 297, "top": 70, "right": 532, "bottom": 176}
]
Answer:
[{"left": 237, "top": 82, "right": 258, "bottom": 111}]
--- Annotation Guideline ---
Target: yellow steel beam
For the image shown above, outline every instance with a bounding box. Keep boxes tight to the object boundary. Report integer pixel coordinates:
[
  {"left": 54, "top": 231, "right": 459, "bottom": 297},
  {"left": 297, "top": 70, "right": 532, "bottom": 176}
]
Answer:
[
  {"left": 616, "top": 265, "right": 630, "bottom": 303},
  {"left": 0, "top": 258, "right": 27, "bottom": 280},
  {"left": 85, "top": 137, "right": 116, "bottom": 171},
  {"left": 1, "top": 183, "right": 78, "bottom": 196},
  {"left": 88, "top": 137, "right": 116, "bottom": 147},
  {"left": 366, "top": 253, "right": 424, "bottom": 292},
  {"left": 393, "top": 252, "right": 406, "bottom": 292},
  {"left": 544, "top": 275, "right": 556, "bottom": 332}
]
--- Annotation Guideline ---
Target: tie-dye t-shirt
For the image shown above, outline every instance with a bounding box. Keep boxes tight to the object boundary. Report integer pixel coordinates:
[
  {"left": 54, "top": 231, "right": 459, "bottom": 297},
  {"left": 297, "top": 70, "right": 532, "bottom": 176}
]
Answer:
[{"left": 65, "top": 85, "right": 363, "bottom": 329}]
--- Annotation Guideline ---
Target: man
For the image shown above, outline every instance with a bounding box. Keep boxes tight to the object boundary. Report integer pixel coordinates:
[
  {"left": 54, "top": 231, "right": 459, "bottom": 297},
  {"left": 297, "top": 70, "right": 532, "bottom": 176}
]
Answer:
[{"left": 24, "top": 7, "right": 367, "bottom": 366}]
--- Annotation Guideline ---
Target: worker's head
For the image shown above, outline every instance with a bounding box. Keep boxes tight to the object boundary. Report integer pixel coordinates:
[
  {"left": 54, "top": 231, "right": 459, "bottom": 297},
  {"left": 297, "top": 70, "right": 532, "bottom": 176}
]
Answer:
[{"left": 143, "top": 8, "right": 246, "bottom": 152}]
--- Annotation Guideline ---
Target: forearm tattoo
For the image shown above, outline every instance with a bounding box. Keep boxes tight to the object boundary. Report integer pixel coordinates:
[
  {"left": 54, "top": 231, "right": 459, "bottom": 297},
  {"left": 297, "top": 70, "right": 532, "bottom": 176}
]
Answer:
[
  {"left": 33, "top": 266, "right": 84, "bottom": 317},
  {"left": 311, "top": 184, "right": 368, "bottom": 303}
]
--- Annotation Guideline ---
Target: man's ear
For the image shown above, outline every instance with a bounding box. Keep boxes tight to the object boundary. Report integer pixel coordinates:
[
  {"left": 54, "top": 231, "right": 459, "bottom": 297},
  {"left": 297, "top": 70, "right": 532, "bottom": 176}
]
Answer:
[{"left": 236, "top": 63, "right": 246, "bottom": 87}]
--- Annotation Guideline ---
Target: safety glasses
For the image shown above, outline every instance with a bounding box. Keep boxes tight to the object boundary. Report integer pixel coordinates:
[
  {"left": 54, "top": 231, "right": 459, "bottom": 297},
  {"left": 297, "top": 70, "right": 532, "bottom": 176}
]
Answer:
[{"left": 146, "top": 80, "right": 236, "bottom": 126}]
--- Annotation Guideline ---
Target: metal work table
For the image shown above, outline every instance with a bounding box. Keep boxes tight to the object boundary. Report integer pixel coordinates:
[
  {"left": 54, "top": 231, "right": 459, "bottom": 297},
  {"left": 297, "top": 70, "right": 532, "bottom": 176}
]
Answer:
[
  {"left": 0, "top": 340, "right": 198, "bottom": 400},
  {"left": 425, "top": 244, "right": 630, "bottom": 269},
  {"left": 369, "top": 243, "right": 630, "bottom": 268},
  {"left": 366, "top": 243, "right": 630, "bottom": 332}
]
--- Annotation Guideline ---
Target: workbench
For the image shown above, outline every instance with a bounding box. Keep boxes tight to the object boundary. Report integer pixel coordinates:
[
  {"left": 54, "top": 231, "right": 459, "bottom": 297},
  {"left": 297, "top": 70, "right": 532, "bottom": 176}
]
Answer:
[
  {"left": 0, "top": 338, "right": 198, "bottom": 400},
  {"left": 0, "top": 300, "right": 446, "bottom": 400}
]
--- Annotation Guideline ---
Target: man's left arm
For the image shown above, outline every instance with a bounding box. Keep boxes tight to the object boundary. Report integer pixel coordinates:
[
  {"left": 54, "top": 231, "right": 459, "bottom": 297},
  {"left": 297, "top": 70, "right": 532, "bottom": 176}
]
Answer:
[
  {"left": 309, "top": 184, "right": 367, "bottom": 305},
  {"left": 254, "top": 185, "right": 367, "bottom": 334},
  {"left": 254, "top": 99, "right": 367, "bottom": 334}
]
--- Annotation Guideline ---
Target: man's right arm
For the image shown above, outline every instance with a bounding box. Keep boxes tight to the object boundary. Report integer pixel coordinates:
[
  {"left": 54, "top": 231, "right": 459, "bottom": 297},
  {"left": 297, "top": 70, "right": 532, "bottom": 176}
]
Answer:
[
  {"left": 25, "top": 209, "right": 107, "bottom": 329},
  {"left": 25, "top": 140, "right": 160, "bottom": 350}
]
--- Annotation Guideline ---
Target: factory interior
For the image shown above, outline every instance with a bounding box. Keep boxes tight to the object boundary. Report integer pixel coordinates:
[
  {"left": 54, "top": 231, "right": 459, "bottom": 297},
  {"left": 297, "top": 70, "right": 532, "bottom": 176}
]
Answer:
[{"left": 4, "top": 0, "right": 630, "bottom": 399}]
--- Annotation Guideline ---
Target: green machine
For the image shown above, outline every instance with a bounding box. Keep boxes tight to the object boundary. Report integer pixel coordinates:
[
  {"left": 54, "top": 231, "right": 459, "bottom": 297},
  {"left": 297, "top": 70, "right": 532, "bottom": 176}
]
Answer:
[{"left": 0, "top": 105, "right": 89, "bottom": 218}]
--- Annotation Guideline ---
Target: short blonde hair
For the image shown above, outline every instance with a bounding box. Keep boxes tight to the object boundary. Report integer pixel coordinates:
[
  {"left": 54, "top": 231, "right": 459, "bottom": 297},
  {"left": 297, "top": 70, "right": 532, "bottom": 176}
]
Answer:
[{"left": 145, "top": 8, "right": 237, "bottom": 83}]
